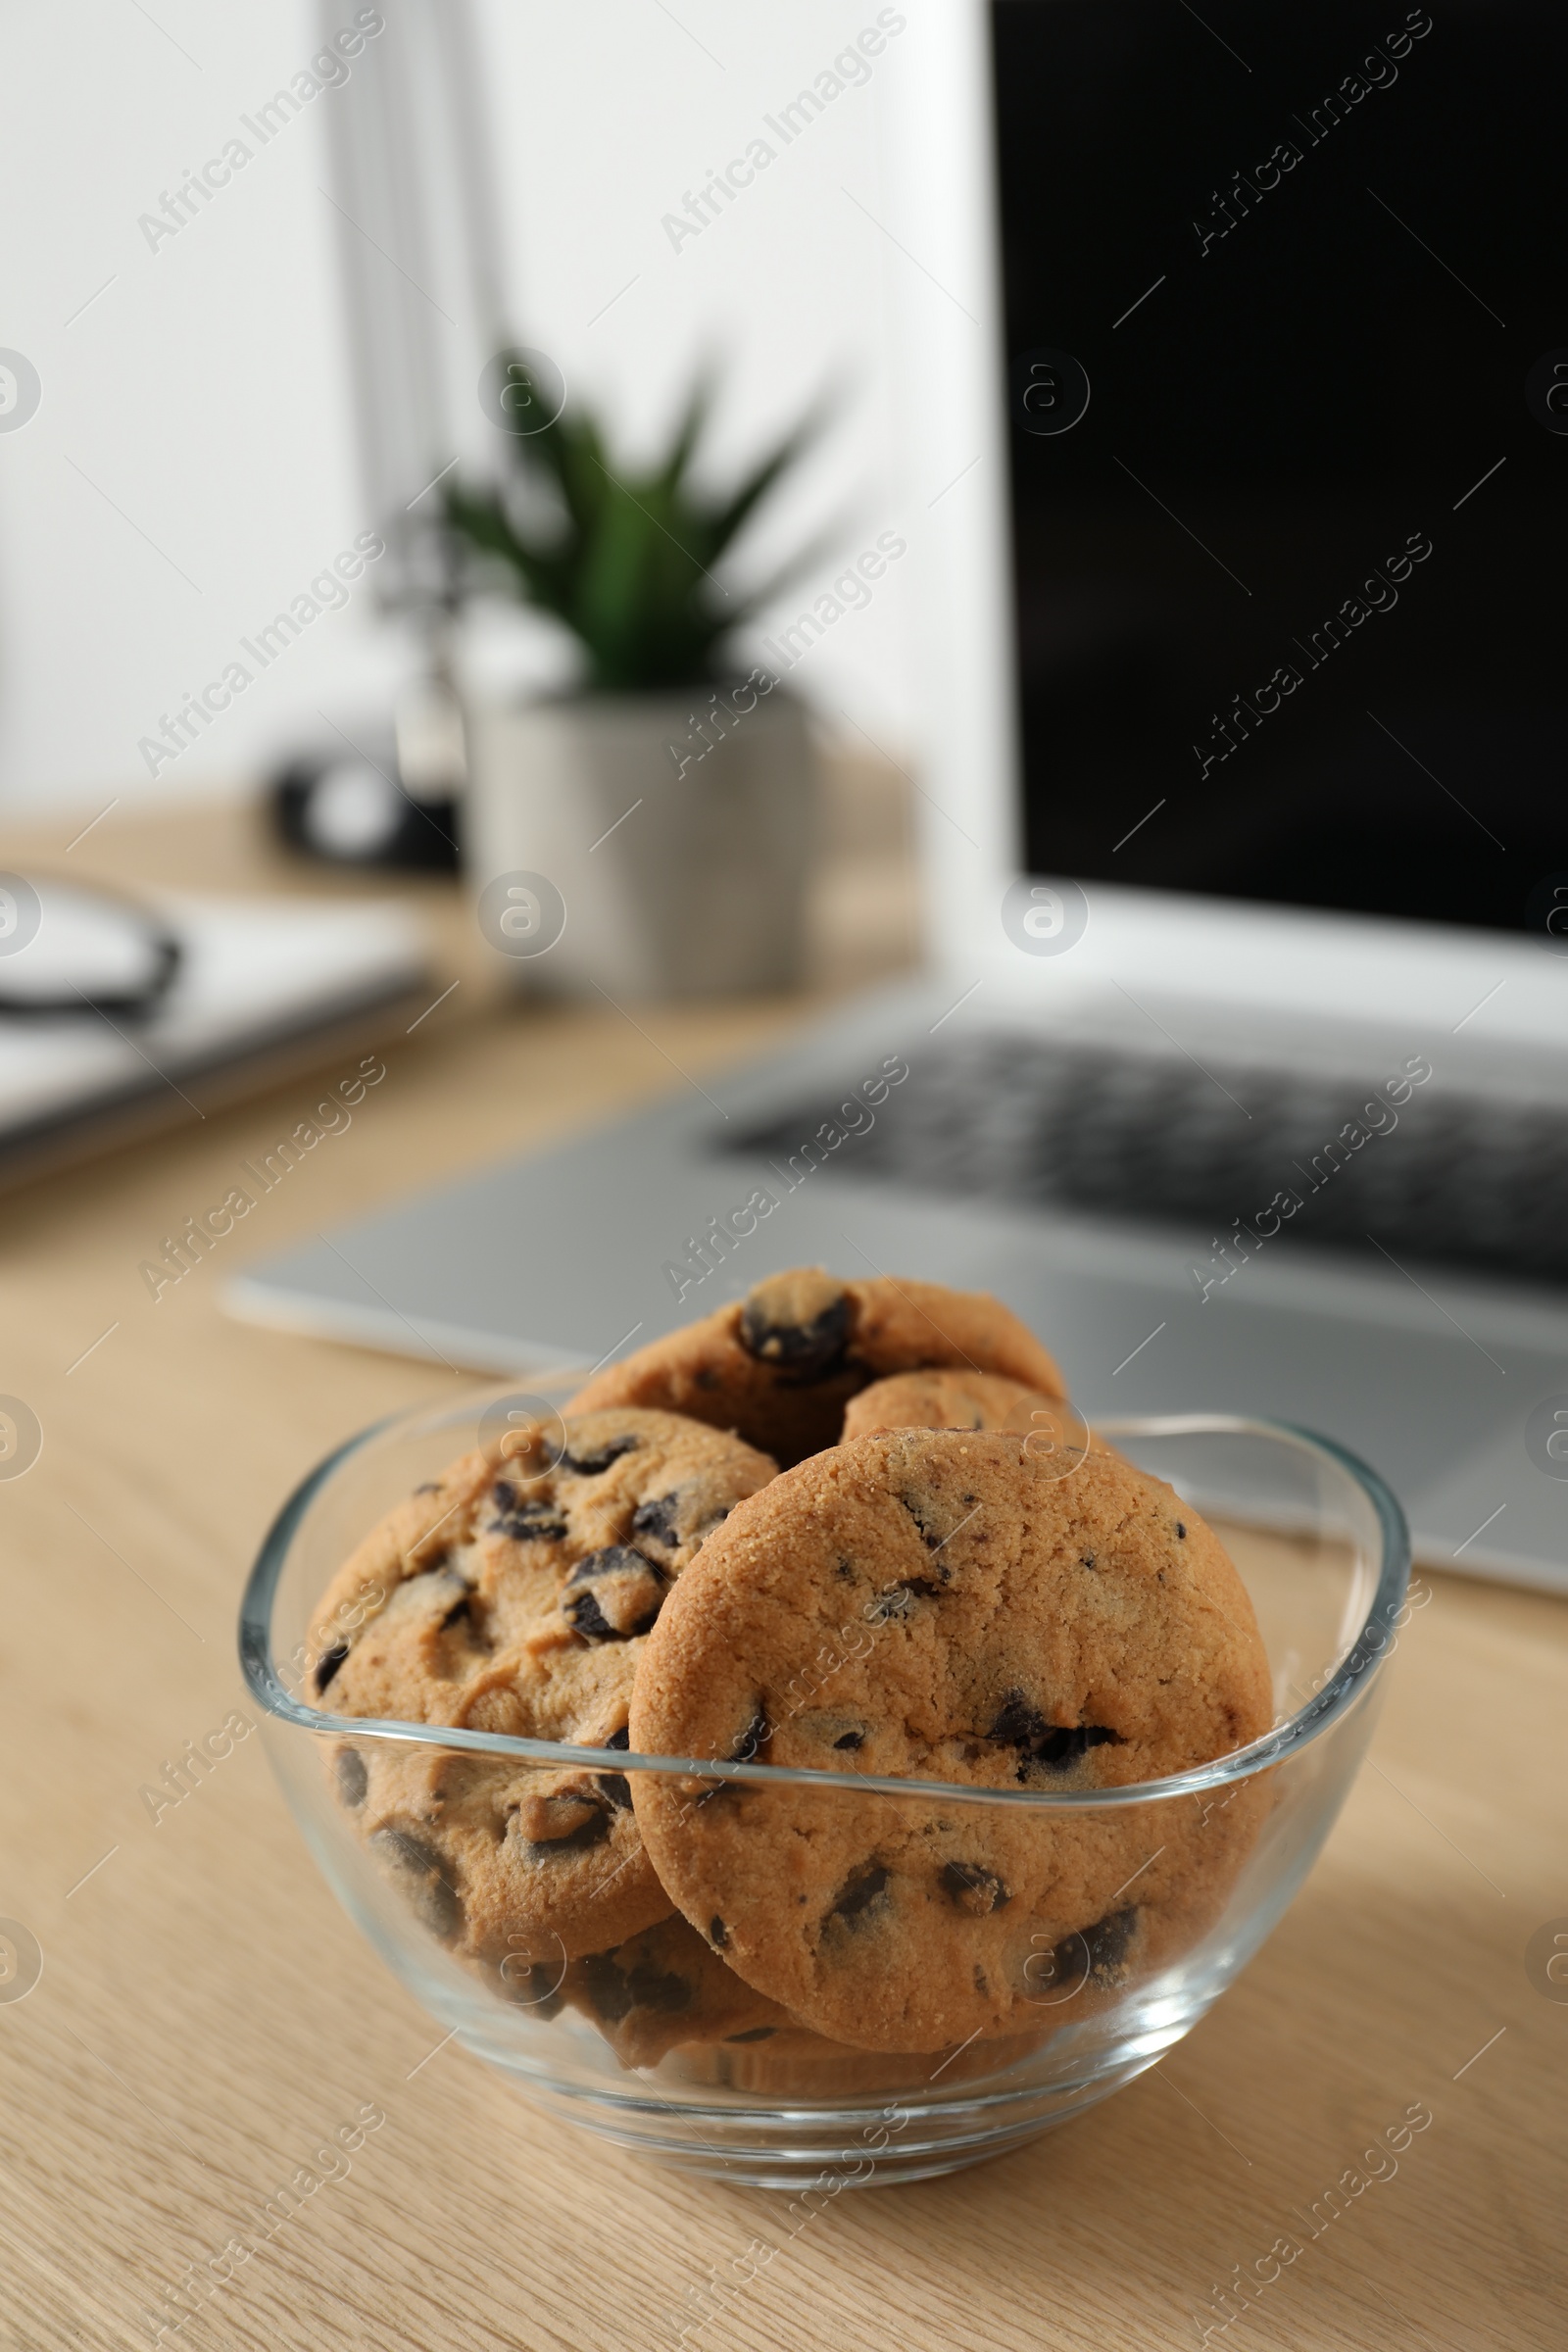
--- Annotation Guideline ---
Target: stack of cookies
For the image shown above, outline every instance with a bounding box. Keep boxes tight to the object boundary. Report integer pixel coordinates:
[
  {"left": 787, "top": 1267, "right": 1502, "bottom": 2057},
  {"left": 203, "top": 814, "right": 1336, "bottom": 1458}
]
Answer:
[{"left": 307, "top": 1268, "right": 1273, "bottom": 2087}]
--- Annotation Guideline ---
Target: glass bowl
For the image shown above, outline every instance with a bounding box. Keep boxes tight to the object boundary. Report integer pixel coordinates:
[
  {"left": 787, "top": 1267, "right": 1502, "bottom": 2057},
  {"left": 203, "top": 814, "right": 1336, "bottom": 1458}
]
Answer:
[{"left": 239, "top": 1385, "right": 1409, "bottom": 2189}]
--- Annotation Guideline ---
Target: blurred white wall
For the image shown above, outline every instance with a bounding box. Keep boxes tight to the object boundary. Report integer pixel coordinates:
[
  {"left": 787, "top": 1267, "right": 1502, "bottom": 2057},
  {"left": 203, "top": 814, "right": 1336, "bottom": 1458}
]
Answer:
[{"left": 0, "top": 0, "right": 921, "bottom": 815}]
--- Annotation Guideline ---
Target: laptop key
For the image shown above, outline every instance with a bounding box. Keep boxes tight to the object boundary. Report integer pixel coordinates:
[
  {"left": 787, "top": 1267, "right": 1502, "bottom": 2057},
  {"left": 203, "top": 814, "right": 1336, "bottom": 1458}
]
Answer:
[{"left": 724, "top": 1033, "right": 1568, "bottom": 1287}]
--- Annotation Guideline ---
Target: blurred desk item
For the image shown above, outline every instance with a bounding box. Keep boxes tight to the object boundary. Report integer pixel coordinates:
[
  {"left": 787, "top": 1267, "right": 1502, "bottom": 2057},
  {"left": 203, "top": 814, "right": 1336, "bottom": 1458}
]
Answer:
[
  {"left": 0, "top": 742, "right": 916, "bottom": 1188},
  {"left": 0, "top": 881, "right": 429, "bottom": 1190},
  {"left": 1, "top": 739, "right": 921, "bottom": 1007},
  {"left": 269, "top": 724, "right": 462, "bottom": 873},
  {"left": 7, "top": 755, "right": 1555, "bottom": 2352}
]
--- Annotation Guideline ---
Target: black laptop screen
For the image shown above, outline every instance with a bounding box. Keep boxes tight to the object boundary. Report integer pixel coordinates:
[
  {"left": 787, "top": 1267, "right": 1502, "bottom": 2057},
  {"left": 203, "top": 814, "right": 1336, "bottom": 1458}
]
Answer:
[{"left": 992, "top": 0, "right": 1568, "bottom": 937}]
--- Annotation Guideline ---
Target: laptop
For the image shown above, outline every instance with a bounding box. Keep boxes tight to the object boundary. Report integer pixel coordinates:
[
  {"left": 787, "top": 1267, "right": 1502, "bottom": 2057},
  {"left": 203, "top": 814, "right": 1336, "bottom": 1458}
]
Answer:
[{"left": 226, "top": 0, "right": 1568, "bottom": 1594}]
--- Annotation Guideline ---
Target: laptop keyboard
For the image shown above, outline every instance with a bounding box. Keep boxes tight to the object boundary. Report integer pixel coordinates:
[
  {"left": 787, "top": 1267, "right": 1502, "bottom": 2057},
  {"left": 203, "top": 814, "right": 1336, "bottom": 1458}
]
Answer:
[{"left": 723, "top": 1031, "right": 1568, "bottom": 1287}]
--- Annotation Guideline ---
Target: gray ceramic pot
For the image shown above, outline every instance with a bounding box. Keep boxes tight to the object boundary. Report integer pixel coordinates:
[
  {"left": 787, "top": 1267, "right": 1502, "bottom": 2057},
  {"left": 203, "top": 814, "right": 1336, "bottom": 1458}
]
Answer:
[{"left": 466, "top": 675, "right": 816, "bottom": 998}]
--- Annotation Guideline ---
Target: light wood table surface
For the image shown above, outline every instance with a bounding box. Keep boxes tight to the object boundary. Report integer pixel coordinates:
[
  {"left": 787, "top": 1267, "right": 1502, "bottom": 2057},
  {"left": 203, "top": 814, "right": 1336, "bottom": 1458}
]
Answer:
[{"left": 0, "top": 778, "right": 1563, "bottom": 2352}]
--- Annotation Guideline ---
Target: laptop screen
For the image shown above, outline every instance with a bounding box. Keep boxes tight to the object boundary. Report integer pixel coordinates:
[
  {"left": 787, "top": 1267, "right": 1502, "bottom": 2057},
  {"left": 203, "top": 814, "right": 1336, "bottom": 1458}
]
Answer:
[{"left": 992, "top": 0, "right": 1567, "bottom": 939}]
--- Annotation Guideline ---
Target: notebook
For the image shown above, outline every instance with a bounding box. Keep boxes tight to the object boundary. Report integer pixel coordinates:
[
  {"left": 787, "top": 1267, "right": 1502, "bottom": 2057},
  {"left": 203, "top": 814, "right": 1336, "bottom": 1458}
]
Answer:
[{"left": 0, "top": 891, "right": 432, "bottom": 1185}]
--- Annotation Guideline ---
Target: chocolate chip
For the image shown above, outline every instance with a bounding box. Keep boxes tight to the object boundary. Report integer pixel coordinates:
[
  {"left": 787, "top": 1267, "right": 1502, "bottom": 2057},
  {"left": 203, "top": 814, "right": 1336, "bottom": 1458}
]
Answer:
[
  {"left": 627, "top": 1959, "right": 692, "bottom": 2013},
  {"left": 1175, "top": 1521, "right": 1187, "bottom": 1539},
  {"left": 594, "top": 1731, "right": 629, "bottom": 1796},
  {"left": 899, "top": 1492, "right": 944, "bottom": 1547},
  {"left": 867, "top": 1586, "right": 913, "bottom": 1624},
  {"left": 564, "top": 1546, "right": 666, "bottom": 1642},
  {"left": 372, "top": 1826, "right": 441, "bottom": 1874},
  {"left": 631, "top": 1493, "right": 682, "bottom": 1550},
  {"left": 710, "top": 1917, "right": 729, "bottom": 1948},
  {"left": 567, "top": 1544, "right": 655, "bottom": 1583},
  {"left": 738, "top": 1280, "right": 851, "bottom": 1381},
  {"left": 580, "top": 1951, "right": 691, "bottom": 2023},
  {"left": 731, "top": 1710, "right": 769, "bottom": 1763},
  {"left": 565, "top": 1590, "right": 617, "bottom": 1642},
  {"left": 369, "top": 1828, "right": 462, "bottom": 1940},
  {"left": 1080, "top": 1553, "right": 1098, "bottom": 1571},
  {"left": 1051, "top": 1905, "right": 1139, "bottom": 1987},
  {"left": 725, "top": 2027, "right": 776, "bottom": 2043},
  {"left": 560, "top": 1435, "right": 641, "bottom": 1477},
  {"left": 1084, "top": 1906, "right": 1138, "bottom": 1975},
  {"left": 439, "top": 1593, "right": 474, "bottom": 1633},
  {"left": 989, "top": 1690, "right": 1048, "bottom": 1747},
  {"left": 827, "top": 1862, "right": 890, "bottom": 1932},
  {"left": 489, "top": 1483, "right": 567, "bottom": 1542},
  {"left": 555, "top": 1809, "right": 613, "bottom": 1853},
  {"left": 315, "top": 1642, "right": 350, "bottom": 1694},
  {"left": 988, "top": 1689, "right": 1123, "bottom": 1778},
  {"left": 578, "top": 1952, "right": 633, "bottom": 2022},
  {"left": 832, "top": 1730, "right": 865, "bottom": 1750},
  {"left": 941, "top": 1860, "right": 1011, "bottom": 1916},
  {"left": 414, "top": 1481, "right": 441, "bottom": 1494},
  {"left": 520, "top": 1804, "right": 612, "bottom": 1858},
  {"left": 1031, "top": 1724, "right": 1122, "bottom": 1768},
  {"left": 335, "top": 1746, "right": 368, "bottom": 1808},
  {"left": 514, "top": 1786, "right": 607, "bottom": 1844},
  {"left": 866, "top": 1577, "right": 945, "bottom": 1624}
]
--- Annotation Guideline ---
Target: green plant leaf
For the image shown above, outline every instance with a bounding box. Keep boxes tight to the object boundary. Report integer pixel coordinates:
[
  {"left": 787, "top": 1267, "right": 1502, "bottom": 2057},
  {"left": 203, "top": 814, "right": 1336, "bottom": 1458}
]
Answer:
[
  {"left": 445, "top": 368, "right": 833, "bottom": 690},
  {"left": 656, "top": 370, "right": 716, "bottom": 502},
  {"left": 725, "top": 526, "right": 851, "bottom": 630},
  {"left": 704, "top": 399, "right": 832, "bottom": 562}
]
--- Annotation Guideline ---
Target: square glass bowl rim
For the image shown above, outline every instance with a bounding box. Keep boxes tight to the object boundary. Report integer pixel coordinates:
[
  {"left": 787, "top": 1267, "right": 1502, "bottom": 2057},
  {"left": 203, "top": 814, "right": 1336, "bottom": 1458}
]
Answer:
[{"left": 237, "top": 1409, "right": 1410, "bottom": 1815}]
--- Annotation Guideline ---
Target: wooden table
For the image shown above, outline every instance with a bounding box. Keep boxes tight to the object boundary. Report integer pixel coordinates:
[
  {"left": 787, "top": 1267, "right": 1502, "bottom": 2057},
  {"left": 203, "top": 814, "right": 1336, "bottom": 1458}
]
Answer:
[{"left": 1, "top": 782, "right": 1562, "bottom": 2351}]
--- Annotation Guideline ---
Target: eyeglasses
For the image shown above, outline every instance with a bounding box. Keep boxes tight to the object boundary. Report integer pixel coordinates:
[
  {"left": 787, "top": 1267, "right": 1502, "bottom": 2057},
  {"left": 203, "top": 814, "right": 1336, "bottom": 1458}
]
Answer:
[{"left": 0, "top": 872, "right": 182, "bottom": 1019}]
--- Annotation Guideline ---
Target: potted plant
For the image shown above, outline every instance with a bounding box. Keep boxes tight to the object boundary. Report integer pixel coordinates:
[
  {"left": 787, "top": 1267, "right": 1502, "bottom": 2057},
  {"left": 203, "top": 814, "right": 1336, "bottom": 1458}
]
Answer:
[{"left": 448, "top": 364, "right": 830, "bottom": 998}]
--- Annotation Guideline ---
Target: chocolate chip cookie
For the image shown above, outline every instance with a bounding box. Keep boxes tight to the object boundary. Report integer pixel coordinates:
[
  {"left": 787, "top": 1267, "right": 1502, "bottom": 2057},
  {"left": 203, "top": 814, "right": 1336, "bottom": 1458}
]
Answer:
[
  {"left": 563, "top": 1915, "right": 1050, "bottom": 2092},
  {"left": 567, "top": 1267, "right": 1066, "bottom": 1467},
  {"left": 845, "top": 1367, "right": 1092, "bottom": 1443},
  {"left": 675, "top": 2019, "right": 1053, "bottom": 2099},
  {"left": 563, "top": 1912, "right": 791, "bottom": 2068},
  {"left": 309, "top": 1406, "right": 776, "bottom": 1960},
  {"left": 628, "top": 1430, "right": 1273, "bottom": 2051}
]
